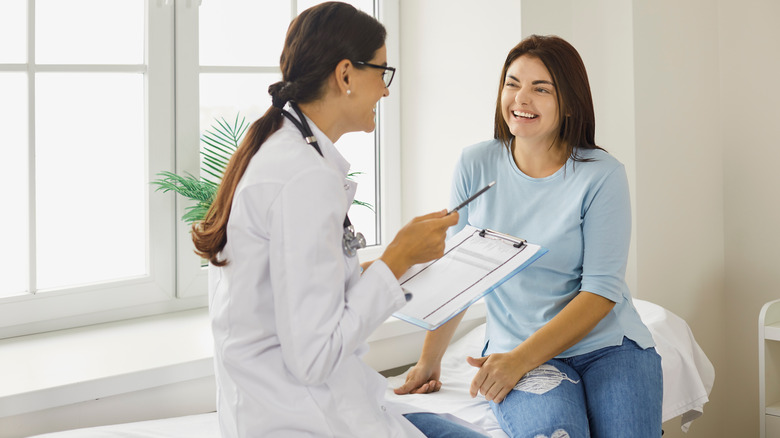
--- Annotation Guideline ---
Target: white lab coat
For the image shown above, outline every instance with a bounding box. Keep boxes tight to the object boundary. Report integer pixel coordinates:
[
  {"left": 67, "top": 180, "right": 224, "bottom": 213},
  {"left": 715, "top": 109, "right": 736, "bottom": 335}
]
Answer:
[{"left": 208, "top": 113, "right": 426, "bottom": 437}]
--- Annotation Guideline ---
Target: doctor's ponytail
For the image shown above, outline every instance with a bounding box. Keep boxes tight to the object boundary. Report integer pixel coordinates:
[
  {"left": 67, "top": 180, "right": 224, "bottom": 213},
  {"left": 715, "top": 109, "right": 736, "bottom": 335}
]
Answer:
[{"left": 192, "top": 2, "right": 386, "bottom": 266}]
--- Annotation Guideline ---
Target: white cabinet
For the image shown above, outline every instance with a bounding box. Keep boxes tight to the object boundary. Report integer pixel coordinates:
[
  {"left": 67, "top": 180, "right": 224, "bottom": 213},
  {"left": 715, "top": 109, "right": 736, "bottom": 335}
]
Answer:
[
  {"left": 760, "top": 299, "right": 780, "bottom": 438},
  {"left": 769, "top": 415, "right": 780, "bottom": 438}
]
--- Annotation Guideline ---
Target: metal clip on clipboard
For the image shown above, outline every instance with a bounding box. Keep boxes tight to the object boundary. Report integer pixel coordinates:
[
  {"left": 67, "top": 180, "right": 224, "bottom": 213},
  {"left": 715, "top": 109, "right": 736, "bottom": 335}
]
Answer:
[{"left": 478, "top": 228, "right": 527, "bottom": 249}]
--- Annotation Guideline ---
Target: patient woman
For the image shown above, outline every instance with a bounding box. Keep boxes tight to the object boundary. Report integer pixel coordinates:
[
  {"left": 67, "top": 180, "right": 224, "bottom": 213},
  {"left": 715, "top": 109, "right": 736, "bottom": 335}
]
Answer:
[
  {"left": 395, "top": 35, "right": 663, "bottom": 438},
  {"left": 191, "top": 2, "right": 487, "bottom": 437}
]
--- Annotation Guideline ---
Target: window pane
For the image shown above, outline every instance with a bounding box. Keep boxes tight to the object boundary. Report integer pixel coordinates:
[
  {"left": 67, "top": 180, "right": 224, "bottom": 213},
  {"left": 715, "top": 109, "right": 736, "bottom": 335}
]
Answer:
[
  {"left": 199, "top": 0, "right": 290, "bottom": 67},
  {"left": 297, "top": 0, "right": 374, "bottom": 15},
  {"left": 0, "top": 73, "right": 29, "bottom": 297},
  {"left": 199, "top": 73, "right": 278, "bottom": 132},
  {"left": 337, "top": 131, "right": 378, "bottom": 245},
  {"left": 35, "top": 73, "right": 146, "bottom": 290},
  {"left": 36, "top": 0, "right": 143, "bottom": 64},
  {"left": 0, "top": 0, "right": 27, "bottom": 63}
]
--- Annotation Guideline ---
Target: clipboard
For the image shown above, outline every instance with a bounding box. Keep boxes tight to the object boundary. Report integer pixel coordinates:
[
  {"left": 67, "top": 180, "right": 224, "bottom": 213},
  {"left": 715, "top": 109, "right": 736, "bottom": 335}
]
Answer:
[{"left": 392, "top": 225, "right": 547, "bottom": 330}]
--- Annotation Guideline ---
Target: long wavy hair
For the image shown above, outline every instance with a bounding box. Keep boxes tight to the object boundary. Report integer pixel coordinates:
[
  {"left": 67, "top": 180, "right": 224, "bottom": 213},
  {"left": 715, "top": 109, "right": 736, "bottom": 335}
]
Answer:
[
  {"left": 494, "top": 35, "right": 604, "bottom": 160},
  {"left": 191, "top": 2, "right": 386, "bottom": 266}
]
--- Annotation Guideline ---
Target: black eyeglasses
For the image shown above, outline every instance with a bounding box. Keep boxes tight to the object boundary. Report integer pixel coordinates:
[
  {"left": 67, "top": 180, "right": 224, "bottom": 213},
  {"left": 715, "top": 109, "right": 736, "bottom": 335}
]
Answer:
[{"left": 354, "top": 61, "right": 396, "bottom": 88}]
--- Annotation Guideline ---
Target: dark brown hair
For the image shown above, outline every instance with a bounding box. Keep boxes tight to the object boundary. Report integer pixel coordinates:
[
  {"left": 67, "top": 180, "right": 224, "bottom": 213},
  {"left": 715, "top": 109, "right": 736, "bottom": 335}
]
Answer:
[
  {"left": 494, "top": 34, "right": 604, "bottom": 160},
  {"left": 192, "top": 2, "right": 386, "bottom": 266}
]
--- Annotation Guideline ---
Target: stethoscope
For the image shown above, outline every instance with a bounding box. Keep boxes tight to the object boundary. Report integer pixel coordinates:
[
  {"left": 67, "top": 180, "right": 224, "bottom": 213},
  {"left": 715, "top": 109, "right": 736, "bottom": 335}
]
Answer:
[{"left": 280, "top": 102, "right": 367, "bottom": 257}]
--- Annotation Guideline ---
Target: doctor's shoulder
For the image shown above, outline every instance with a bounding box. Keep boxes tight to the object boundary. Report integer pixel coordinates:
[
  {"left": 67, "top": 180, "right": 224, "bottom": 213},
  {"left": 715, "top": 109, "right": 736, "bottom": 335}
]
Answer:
[{"left": 248, "top": 128, "right": 330, "bottom": 176}]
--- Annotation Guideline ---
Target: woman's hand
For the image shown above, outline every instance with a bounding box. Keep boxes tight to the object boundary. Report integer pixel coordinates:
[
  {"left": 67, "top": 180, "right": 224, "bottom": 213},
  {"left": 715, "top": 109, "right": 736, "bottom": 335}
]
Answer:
[
  {"left": 467, "top": 352, "right": 527, "bottom": 404},
  {"left": 380, "top": 210, "right": 459, "bottom": 279},
  {"left": 393, "top": 361, "right": 442, "bottom": 395},
  {"left": 466, "top": 292, "right": 616, "bottom": 404}
]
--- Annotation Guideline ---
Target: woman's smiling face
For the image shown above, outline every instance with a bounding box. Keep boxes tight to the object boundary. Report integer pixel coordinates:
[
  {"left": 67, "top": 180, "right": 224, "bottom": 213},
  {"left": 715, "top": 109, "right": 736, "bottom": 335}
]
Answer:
[{"left": 501, "top": 54, "right": 560, "bottom": 147}]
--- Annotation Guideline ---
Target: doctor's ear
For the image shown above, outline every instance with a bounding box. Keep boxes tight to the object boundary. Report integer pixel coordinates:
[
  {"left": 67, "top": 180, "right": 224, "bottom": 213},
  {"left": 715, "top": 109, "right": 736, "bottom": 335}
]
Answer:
[{"left": 334, "top": 59, "right": 353, "bottom": 96}]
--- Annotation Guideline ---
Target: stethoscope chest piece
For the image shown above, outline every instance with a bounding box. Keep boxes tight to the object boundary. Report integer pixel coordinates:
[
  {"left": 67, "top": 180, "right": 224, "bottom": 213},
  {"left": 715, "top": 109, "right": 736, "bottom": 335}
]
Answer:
[{"left": 342, "top": 224, "right": 366, "bottom": 257}]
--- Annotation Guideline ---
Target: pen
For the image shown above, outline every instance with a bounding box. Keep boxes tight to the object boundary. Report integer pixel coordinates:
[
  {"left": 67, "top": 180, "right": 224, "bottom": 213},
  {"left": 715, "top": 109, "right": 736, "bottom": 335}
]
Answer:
[{"left": 448, "top": 181, "right": 496, "bottom": 215}]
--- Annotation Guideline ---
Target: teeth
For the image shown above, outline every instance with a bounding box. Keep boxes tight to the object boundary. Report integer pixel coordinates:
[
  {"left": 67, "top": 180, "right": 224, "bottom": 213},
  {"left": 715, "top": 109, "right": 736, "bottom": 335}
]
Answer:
[{"left": 512, "top": 111, "right": 537, "bottom": 119}]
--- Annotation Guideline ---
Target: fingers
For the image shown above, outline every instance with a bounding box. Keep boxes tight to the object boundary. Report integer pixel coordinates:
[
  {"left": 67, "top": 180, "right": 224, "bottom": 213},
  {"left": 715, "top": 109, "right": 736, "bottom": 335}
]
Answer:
[
  {"left": 471, "top": 371, "right": 508, "bottom": 402},
  {"left": 467, "top": 355, "right": 488, "bottom": 368},
  {"left": 394, "top": 379, "right": 441, "bottom": 395},
  {"left": 411, "top": 209, "right": 448, "bottom": 222},
  {"left": 469, "top": 368, "right": 486, "bottom": 398},
  {"left": 417, "top": 212, "right": 458, "bottom": 258},
  {"left": 468, "top": 355, "right": 514, "bottom": 403},
  {"left": 484, "top": 381, "right": 508, "bottom": 403},
  {"left": 410, "top": 379, "right": 442, "bottom": 394},
  {"left": 393, "top": 365, "right": 442, "bottom": 395},
  {"left": 439, "top": 212, "right": 459, "bottom": 230},
  {"left": 381, "top": 209, "right": 460, "bottom": 277},
  {"left": 468, "top": 356, "right": 488, "bottom": 398},
  {"left": 433, "top": 210, "right": 460, "bottom": 228},
  {"left": 393, "top": 380, "right": 414, "bottom": 395},
  {"left": 493, "top": 387, "right": 511, "bottom": 404},
  {"left": 411, "top": 210, "right": 459, "bottom": 230},
  {"left": 393, "top": 372, "right": 422, "bottom": 394}
]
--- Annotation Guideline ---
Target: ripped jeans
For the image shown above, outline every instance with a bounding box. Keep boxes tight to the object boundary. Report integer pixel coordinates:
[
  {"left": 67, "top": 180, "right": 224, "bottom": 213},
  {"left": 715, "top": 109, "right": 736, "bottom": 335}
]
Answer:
[{"left": 488, "top": 337, "right": 662, "bottom": 438}]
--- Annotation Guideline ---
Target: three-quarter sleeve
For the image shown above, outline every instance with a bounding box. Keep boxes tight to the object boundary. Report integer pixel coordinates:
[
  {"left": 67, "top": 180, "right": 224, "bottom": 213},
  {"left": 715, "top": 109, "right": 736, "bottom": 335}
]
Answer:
[{"left": 580, "top": 163, "right": 631, "bottom": 303}]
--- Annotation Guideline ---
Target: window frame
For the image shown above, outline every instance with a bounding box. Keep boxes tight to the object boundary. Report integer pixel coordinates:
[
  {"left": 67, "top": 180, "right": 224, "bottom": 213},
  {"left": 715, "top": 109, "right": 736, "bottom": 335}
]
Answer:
[
  {"left": 0, "top": 0, "right": 401, "bottom": 339},
  {"left": 0, "top": 1, "right": 185, "bottom": 339}
]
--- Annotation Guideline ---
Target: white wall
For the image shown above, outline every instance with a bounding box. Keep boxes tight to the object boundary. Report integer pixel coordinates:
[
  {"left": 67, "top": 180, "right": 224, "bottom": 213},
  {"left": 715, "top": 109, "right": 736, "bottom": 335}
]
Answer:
[
  {"left": 719, "top": 1, "right": 780, "bottom": 436},
  {"left": 398, "top": 0, "right": 522, "bottom": 217},
  {"left": 632, "top": 2, "right": 726, "bottom": 437}
]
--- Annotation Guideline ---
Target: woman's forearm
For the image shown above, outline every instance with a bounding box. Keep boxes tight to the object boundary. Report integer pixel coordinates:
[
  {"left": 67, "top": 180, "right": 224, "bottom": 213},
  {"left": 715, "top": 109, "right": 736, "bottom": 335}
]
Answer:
[
  {"left": 508, "top": 291, "right": 615, "bottom": 371},
  {"left": 417, "top": 310, "right": 467, "bottom": 365}
]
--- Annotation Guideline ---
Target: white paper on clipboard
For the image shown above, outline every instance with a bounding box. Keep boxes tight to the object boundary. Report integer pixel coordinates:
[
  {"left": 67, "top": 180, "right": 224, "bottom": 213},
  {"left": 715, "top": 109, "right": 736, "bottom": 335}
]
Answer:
[{"left": 393, "top": 225, "right": 547, "bottom": 330}]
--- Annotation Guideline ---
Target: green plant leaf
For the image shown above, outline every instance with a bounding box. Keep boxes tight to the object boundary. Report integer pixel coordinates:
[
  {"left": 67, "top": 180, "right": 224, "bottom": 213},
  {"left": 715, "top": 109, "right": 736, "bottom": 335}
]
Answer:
[
  {"left": 351, "top": 199, "right": 375, "bottom": 211},
  {"left": 151, "top": 171, "right": 217, "bottom": 204},
  {"left": 201, "top": 135, "right": 236, "bottom": 153}
]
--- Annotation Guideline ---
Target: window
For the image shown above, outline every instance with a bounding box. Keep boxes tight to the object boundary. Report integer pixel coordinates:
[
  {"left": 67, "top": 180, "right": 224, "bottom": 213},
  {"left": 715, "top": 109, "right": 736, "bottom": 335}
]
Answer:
[{"left": 0, "top": 0, "right": 400, "bottom": 338}]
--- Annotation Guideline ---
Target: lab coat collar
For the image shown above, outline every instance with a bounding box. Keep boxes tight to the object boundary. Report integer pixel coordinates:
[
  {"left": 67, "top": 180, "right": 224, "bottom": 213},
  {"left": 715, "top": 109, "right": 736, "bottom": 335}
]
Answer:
[{"left": 281, "top": 105, "right": 352, "bottom": 179}]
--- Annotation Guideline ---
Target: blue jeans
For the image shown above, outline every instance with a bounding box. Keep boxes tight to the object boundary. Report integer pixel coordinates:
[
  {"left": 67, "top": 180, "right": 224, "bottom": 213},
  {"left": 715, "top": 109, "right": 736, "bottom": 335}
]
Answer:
[
  {"left": 404, "top": 413, "right": 488, "bottom": 437},
  {"left": 488, "top": 337, "right": 662, "bottom": 438}
]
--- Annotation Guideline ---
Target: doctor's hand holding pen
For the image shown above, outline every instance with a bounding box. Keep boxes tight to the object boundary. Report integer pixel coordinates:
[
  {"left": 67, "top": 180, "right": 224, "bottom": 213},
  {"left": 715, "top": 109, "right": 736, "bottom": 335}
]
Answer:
[{"left": 367, "top": 209, "right": 459, "bottom": 280}]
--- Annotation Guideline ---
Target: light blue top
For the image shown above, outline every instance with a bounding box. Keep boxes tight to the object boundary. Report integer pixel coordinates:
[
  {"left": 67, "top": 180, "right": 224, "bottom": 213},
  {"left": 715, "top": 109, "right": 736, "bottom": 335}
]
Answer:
[{"left": 450, "top": 140, "right": 654, "bottom": 357}]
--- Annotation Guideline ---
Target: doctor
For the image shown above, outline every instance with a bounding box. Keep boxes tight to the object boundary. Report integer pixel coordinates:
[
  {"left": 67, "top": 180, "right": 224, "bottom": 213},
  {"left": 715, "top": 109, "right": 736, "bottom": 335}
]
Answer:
[{"left": 191, "top": 2, "right": 485, "bottom": 437}]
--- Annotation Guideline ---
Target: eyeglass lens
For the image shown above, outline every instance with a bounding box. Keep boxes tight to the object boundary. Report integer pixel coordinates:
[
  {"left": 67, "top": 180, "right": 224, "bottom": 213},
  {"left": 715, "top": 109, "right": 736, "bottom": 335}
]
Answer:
[{"left": 383, "top": 69, "right": 394, "bottom": 87}]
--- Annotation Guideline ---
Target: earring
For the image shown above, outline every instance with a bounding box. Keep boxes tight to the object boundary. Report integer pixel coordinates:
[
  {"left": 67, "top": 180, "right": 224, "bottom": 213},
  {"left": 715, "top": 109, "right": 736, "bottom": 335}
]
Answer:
[{"left": 346, "top": 89, "right": 352, "bottom": 96}]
